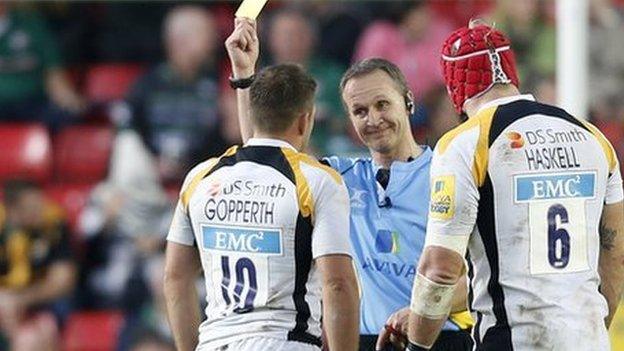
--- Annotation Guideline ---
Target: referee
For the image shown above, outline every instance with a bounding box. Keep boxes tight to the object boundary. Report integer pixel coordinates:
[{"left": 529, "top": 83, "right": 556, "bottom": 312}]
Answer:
[{"left": 226, "top": 18, "right": 473, "bottom": 351}]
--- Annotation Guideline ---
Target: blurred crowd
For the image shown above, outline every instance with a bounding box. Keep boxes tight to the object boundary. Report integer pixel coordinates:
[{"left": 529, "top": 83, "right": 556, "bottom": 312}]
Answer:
[{"left": 2, "top": 1, "right": 624, "bottom": 350}]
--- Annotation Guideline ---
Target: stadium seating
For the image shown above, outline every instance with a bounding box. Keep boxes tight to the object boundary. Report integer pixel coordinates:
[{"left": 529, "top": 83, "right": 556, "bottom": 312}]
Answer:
[
  {"left": 0, "top": 123, "right": 52, "bottom": 183},
  {"left": 54, "top": 126, "right": 113, "bottom": 183},
  {"left": 63, "top": 311, "right": 124, "bottom": 351},
  {"left": 85, "top": 64, "right": 144, "bottom": 103}
]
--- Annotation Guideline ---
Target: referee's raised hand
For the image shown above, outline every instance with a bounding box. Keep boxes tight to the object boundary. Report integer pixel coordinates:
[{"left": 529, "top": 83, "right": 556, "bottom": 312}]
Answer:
[{"left": 225, "top": 17, "right": 259, "bottom": 79}]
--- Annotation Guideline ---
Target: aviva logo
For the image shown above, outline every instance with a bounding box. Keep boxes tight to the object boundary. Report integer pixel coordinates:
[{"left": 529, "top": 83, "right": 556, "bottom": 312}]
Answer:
[{"left": 375, "top": 229, "right": 400, "bottom": 253}]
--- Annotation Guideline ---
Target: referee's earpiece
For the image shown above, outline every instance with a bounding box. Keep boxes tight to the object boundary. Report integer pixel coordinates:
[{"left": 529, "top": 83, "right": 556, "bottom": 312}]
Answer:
[{"left": 405, "top": 92, "right": 415, "bottom": 115}]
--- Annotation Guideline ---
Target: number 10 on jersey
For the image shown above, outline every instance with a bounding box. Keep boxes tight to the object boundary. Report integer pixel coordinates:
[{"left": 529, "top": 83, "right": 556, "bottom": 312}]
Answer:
[
  {"left": 202, "top": 224, "right": 280, "bottom": 313},
  {"left": 216, "top": 253, "right": 270, "bottom": 313}
]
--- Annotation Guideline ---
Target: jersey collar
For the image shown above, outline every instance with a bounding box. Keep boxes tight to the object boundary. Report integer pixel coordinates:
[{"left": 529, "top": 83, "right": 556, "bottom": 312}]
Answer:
[
  {"left": 476, "top": 94, "right": 536, "bottom": 115},
  {"left": 245, "top": 137, "right": 297, "bottom": 150},
  {"left": 372, "top": 145, "right": 432, "bottom": 174},
  {"left": 371, "top": 146, "right": 432, "bottom": 205}
]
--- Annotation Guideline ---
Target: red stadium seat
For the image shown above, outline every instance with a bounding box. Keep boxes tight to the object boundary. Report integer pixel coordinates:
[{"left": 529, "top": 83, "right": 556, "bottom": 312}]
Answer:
[
  {"left": 44, "top": 184, "right": 93, "bottom": 239},
  {"left": 54, "top": 126, "right": 113, "bottom": 183},
  {"left": 0, "top": 123, "right": 52, "bottom": 183},
  {"left": 85, "top": 64, "right": 144, "bottom": 103},
  {"left": 63, "top": 311, "right": 124, "bottom": 351}
]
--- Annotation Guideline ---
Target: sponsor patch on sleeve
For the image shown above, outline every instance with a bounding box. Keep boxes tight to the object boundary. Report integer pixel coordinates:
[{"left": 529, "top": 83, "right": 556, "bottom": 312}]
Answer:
[{"left": 430, "top": 175, "right": 455, "bottom": 220}]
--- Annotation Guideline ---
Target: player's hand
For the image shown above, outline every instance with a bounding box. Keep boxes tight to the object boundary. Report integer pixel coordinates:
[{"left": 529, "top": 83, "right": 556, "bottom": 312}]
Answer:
[
  {"left": 225, "top": 17, "right": 259, "bottom": 79},
  {"left": 375, "top": 307, "right": 410, "bottom": 350}
]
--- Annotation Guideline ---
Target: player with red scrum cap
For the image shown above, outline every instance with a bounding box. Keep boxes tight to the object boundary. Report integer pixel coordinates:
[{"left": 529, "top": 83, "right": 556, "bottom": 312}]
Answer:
[{"left": 406, "top": 20, "right": 624, "bottom": 351}]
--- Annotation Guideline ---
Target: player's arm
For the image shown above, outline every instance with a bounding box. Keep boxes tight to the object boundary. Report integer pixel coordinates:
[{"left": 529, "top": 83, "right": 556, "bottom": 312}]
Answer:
[
  {"left": 599, "top": 199, "right": 624, "bottom": 328},
  {"left": 451, "top": 274, "right": 469, "bottom": 313},
  {"left": 407, "top": 130, "right": 480, "bottom": 350},
  {"left": 311, "top": 170, "right": 359, "bottom": 350},
  {"left": 375, "top": 267, "right": 469, "bottom": 350},
  {"left": 164, "top": 241, "right": 202, "bottom": 350},
  {"left": 163, "top": 186, "right": 204, "bottom": 351},
  {"left": 317, "top": 254, "right": 359, "bottom": 351},
  {"left": 225, "top": 18, "right": 259, "bottom": 143},
  {"left": 596, "top": 140, "right": 624, "bottom": 329},
  {"left": 407, "top": 247, "right": 466, "bottom": 349}
]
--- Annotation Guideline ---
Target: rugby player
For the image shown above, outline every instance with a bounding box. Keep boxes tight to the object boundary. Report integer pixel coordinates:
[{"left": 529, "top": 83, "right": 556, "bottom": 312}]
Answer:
[
  {"left": 227, "top": 18, "right": 473, "bottom": 351},
  {"left": 406, "top": 21, "right": 624, "bottom": 351},
  {"left": 163, "top": 22, "right": 359, "bottom": 351}
]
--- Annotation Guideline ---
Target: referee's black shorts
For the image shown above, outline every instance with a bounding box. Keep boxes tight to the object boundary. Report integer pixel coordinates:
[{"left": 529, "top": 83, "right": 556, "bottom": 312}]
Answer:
[{"left": 359, "top": 330, "right": 473, "bottom": 351}]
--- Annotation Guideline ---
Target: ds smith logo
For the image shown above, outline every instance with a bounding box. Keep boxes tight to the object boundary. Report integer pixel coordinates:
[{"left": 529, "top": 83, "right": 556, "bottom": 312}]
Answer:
[
  {"left": 507, "top": 131, "right": 525, "bottom": 149},
  {"left": 207, "top": 182, "right": 221, "bottom": 197},
  {"left": 375, "top": 230, "right": 400, "bottom": 253}
]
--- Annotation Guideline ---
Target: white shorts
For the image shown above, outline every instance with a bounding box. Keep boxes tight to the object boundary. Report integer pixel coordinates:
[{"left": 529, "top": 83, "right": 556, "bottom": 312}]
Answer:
[{"left": 203, "top": 336, "right": 321, "bottom": 351}]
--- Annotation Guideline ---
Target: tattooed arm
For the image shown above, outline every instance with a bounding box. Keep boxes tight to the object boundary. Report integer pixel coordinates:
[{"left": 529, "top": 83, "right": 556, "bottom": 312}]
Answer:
[{"left": 598, "top": 200, "right": 624, "bottom": 328}]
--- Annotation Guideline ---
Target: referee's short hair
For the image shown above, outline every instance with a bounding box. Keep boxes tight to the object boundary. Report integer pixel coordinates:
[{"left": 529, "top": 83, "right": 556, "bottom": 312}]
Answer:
[
  {"left": 250, "top": 64, "right": 317, "bottom": 134},
  {"left": 340, "top": 58, "right": 410, "bottom": 101}
]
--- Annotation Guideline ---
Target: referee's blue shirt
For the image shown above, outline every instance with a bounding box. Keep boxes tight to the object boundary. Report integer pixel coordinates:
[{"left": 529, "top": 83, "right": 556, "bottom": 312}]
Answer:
[{"left": 324, "top": 147, "right": 471, "bottom": 335}]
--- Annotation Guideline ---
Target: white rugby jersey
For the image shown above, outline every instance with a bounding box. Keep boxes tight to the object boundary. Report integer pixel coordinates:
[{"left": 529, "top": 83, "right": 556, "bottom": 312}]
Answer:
[
  {"left": 426, "top": 95, "right": 623, "bottom": 351},
  {"left": 167, "top": 138, "right": 352, "bottom": 350}
]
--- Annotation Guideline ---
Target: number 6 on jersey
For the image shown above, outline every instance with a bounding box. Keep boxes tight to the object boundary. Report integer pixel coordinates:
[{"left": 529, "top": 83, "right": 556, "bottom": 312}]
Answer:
[{"left": 515, "top": 172, "right": 594, "bottom": 275}]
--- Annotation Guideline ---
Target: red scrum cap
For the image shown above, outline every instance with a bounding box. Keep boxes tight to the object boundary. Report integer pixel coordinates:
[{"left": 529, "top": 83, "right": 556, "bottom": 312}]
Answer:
[{"left": 441, "top": 20, "right": 519, "bottom": 113}]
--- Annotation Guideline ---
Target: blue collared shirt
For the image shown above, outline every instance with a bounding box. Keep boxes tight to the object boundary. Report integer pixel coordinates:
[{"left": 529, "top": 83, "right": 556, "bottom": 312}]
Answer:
[{"left": 324, "top": 147, "right": 464, "bottom": 334}]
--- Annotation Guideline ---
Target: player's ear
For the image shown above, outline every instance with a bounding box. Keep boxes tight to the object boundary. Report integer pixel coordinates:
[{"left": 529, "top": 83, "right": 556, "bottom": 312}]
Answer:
[
  {"left": 405, "top": 91, "right": 415, "bottom": 115},
  {"left": 296, "top": 109, "right": 312, "bottom": 136},
  {"left": 309, "top": 105, "right": 316, "bottom": 126}
]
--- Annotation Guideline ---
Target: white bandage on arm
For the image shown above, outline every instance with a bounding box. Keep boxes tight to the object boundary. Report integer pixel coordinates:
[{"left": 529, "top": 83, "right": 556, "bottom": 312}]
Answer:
[
  {"left": 424, "top": 232, "right": 470, "bottom": 256},
  {"left": 410, "top": 273, "right": 457, "bottom": 319}
]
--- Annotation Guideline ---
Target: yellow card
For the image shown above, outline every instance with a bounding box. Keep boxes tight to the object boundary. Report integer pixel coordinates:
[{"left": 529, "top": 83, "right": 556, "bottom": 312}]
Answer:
[{"left": 235, "top": 0, "right": 269, "bottom": 20}]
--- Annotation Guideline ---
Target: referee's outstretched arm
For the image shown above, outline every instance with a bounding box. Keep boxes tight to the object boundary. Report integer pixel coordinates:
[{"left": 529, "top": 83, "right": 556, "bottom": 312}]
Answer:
[{"left": 598, "top": 200, "right": 624, "bottom": 328}]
